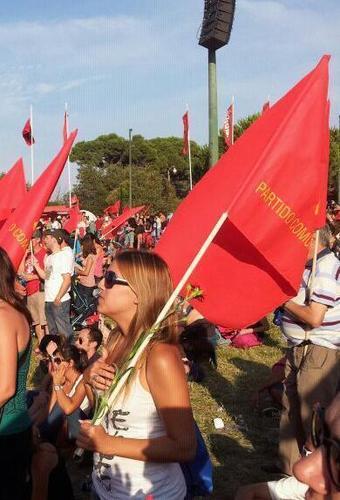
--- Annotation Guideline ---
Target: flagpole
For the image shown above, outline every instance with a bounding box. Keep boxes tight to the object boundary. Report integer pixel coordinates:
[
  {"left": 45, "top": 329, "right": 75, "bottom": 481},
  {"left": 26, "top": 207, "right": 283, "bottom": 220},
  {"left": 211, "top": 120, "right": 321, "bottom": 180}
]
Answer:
[
  {"left": 65, "top": 103, "right": 72, "bottom": 207},
  {"left": 231, "top": 96, "right": 235, "bottom": 145},
  {"left": 30, "top": 105, "right": 34, "bottom": 185},
  {"left": 186, "top": 105, "right": 193, "bottom": 191}
]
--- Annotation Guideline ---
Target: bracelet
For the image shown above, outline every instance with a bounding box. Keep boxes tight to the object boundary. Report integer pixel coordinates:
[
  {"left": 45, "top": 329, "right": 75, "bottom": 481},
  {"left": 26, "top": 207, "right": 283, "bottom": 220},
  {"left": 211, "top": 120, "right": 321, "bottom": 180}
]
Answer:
[{"left": 54, "top": 384, "right": 63, "bottom": 391}]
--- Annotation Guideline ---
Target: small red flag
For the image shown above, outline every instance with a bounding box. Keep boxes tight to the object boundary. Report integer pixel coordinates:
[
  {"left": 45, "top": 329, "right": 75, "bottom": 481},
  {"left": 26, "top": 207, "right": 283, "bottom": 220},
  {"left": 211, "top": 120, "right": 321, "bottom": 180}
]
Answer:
[
  {"left": 63, "top": 111, "right": 68, "bottom": 143},
  {"left": 104, "top": 200, "right": 121, "bottom": 215},
  {"left": 63, "top": 204, "right": 82, "bottom": 234},
  {"left": 0, "top": 130, "right": 78, "bottom": 270},
  {"left": 22, "top": 119, "right": 35, "bottom": 146},
  {"left": 182, "top": 111, "right": 189, "bottom": 156},
  {"left": 157, "top": 56, "right": 329, "bottom": 328},
  {"left": 223, "top": 103, "right": 234, "bottom": 148},
  {"left": 262, "top": 101, "right": 270, "bottom": 114},
  {"left": 101, "top": 206, "right": 145, "bottom": 239}
]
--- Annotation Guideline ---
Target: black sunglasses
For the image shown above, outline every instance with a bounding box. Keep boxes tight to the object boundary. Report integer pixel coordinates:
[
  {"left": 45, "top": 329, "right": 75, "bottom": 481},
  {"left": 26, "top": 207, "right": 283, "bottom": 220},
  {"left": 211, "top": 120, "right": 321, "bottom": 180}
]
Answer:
[
  {"left": 47, "top": 349, "right": 63, "bottom": 365},
  {"left": 311, "top": 405, "right": 340, "bottom": 489},
  {"left": 104, "top": 270, "right": 130, "bottom": 290}
]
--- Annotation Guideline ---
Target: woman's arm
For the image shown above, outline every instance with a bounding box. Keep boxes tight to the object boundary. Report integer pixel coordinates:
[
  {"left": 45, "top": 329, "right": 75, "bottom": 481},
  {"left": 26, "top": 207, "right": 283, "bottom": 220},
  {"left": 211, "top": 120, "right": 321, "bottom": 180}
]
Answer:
[
  {"left": 77, "top": 343, "right": 196, "bottom": 463},
  {"left": 0, "top": 311, "right": 18, "bottom": 408},
  {"left": 77, "top": 255, "right": 94, "bottom": 277},
  {"left": 54, "top": 381, "right": 87, "bottom": 415}
]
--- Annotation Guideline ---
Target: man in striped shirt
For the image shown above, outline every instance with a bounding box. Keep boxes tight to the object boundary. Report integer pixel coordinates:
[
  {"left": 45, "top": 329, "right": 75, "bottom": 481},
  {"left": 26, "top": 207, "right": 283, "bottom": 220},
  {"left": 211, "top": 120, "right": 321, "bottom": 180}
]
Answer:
[{"left": 279, "top": 225, "right": 340, "bottom": 475}]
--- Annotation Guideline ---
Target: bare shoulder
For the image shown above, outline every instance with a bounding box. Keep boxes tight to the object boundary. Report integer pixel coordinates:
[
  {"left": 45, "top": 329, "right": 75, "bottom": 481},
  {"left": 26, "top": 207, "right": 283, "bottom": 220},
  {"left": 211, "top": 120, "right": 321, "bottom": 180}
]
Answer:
[
  {"left": 147, "top": 342, "right": 183, "bottom": 371},
  {"left": 0, "top": 301, "right": 27, "bottom": 330}
]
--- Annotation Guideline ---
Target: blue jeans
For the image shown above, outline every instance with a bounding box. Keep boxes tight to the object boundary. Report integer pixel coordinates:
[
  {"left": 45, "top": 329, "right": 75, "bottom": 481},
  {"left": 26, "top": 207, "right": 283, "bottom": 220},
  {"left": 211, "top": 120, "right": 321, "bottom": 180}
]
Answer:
[{"left": 45, "top": 300, "right": 73, "bottom": 338}]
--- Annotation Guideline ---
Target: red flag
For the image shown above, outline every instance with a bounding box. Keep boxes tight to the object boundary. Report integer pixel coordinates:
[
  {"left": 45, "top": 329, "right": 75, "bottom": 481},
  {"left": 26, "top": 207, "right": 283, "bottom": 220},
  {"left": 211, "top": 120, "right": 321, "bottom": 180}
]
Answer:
[
  {"left": 182, "top": 111, "right": 189, "bottom": 156},
  {"left": 262, "top": 101, "right": 270, "bottom": 114},
  {"left": 101, "top": 206, "right": 145, "bottom": 239},
  {"left": 22, "top": 119, "right": 35, "bottom": 146},
  {"left": 0, "top": 130, "right": 78, "bottom": 269},
  {"left": 104, "top": 200, "right": 121, "bottom": 215},
  {"left": 0, "top": 159, "right": 27, "bottom": 221},
  {"left": 223, "top": 103, "right": 234, "bottom": 148},
  {"left": 63, "top": 204, "right": 82, "bottom": 233},
  {"left": 63, "top": 111, "right": 68, "bottom": 143},
  {"left": 156, "top": 56, "right": 329, "bottom": 328}
]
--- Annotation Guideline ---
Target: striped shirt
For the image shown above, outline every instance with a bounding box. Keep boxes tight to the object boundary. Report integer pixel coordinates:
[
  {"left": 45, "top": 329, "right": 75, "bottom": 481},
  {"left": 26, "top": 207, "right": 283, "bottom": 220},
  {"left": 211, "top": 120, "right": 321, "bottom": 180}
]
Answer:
[{"left": 281, "top": 249, "right": 340, "bottom": 350}]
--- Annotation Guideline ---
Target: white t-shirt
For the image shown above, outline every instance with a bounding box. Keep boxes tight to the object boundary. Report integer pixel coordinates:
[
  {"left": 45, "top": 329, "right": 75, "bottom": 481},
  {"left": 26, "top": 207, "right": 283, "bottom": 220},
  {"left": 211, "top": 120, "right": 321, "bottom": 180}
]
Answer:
[
  {"left": 61, "top": 246, "right": 75, "bottom": 276},
  {"left": 267, "top": 476, "right": 309, "bottom": 500},
  {"left": 44, "top": 251, "right": 72, "bottom": 302}
]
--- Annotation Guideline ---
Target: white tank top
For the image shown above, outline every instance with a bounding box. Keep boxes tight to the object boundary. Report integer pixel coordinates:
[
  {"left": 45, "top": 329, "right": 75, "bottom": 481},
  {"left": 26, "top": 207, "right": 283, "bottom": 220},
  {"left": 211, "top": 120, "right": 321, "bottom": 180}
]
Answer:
[{"left": 92, "top": 374, "right": 187, "bottom": 499}]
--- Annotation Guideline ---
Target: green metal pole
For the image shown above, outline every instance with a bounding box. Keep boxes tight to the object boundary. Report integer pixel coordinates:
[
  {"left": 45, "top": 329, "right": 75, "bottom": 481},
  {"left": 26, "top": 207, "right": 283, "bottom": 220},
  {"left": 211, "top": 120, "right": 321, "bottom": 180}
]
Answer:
[
  {"left": 129, "top": 128, "right": 132, "bottom": 207},
  {"left": 208, "top": 48, "right": 218, "bottom": 168}
]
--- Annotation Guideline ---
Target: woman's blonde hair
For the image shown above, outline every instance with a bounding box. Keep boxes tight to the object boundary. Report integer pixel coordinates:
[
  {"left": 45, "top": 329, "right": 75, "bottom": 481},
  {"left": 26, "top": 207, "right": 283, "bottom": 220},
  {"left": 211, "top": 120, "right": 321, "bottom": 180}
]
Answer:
[{"left": 106, "top": 250, "right": 178, "bottom": 369}]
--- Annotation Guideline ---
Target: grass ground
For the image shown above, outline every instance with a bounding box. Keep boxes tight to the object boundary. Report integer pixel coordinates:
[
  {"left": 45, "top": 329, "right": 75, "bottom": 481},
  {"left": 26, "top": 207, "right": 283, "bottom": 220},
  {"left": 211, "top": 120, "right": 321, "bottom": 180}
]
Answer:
[{"left": 29, "top": 321, "right": 285, "bottom": 500}]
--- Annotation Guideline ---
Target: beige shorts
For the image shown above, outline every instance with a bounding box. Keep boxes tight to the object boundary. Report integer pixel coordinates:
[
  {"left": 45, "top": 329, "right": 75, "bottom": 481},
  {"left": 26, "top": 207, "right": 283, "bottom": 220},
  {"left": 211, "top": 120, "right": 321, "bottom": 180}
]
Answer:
[{"left": 27, "top": 291, "right": 47, "bottom": 326}]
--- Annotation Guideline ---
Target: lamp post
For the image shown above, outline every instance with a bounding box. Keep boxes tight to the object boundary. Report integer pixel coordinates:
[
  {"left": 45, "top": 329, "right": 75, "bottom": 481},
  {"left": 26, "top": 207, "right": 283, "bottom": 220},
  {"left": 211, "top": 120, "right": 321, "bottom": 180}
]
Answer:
[{"left": 129, "top": 128, "right": 132, "bottom": 207}]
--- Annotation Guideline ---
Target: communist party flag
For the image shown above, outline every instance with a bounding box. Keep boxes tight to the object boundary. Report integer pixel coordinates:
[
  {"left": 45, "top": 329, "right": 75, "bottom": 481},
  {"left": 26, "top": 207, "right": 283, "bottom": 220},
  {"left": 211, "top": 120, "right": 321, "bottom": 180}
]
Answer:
[
  {"left": 22, "top": 119, "right": 35, "bottom": 145},
  {"left": 63, "top": 204, "right": 82, "bottom": 234},
  {"left": 156, "top": 56, "right": 330, "bottom": 328},
  {"left": 182, "top": 111, "right": 189, "bottom": 156},
  {"left": 223, "top": 102, "right": 234, "bottom": 148},
  {"left": 0, "top": 130, "right": 78, "bottom": 269},
  {"left": 101, "top": 206, "right": 145, "bottom": 239},
  {"left": 0, "top": 159, "right": 27, "bottom": 222}
]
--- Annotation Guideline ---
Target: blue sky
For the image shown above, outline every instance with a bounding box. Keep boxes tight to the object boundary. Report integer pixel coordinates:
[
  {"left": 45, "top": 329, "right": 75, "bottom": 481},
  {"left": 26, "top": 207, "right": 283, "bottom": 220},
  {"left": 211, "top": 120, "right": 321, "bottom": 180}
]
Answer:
[{"left": 0, "top": 0, "right": 339, "bottom": 195}]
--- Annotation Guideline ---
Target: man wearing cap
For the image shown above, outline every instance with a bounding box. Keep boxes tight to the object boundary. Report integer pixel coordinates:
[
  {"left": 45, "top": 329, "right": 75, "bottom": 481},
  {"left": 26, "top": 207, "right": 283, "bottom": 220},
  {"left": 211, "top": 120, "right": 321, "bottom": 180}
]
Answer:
[
  {"left": 33, "top": 229, "right": 73, "bottom": 338},
  {"left": 23, "top": 231, "right": 47, "bottom": 344}
]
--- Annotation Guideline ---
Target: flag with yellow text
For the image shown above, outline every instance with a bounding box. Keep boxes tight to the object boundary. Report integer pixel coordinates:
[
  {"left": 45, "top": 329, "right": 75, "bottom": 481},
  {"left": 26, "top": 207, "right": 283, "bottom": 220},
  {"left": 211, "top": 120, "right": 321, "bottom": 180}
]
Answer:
[{"left": 156, "top": 56, "right": 330, "bottom": 328}]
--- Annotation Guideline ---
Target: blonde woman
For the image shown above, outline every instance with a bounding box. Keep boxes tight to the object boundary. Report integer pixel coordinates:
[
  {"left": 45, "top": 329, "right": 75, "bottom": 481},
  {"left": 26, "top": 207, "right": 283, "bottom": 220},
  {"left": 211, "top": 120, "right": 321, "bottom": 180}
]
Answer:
[{"left": 77, "top": 250, "right": 196, "bottom": 499}]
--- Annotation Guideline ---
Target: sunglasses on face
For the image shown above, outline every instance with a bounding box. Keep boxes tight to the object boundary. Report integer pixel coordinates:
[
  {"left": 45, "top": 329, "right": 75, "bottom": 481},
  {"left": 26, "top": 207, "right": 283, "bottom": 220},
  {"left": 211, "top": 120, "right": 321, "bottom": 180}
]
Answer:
[
  {"left": 47, "top": 349, "right": 63, "bottom": 365},
  {"left": 311, "top": 404, "right": 340, "bottom": 490},
  {"left": 104, "top": 270, "right": 130, "bottom": 289}
]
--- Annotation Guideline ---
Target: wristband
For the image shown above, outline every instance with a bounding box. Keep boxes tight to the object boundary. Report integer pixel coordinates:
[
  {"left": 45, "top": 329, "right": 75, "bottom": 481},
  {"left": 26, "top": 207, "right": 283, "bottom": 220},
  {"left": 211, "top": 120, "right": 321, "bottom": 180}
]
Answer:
[{"left": 54, "top": 384, "right": 63, "bottom": 391}]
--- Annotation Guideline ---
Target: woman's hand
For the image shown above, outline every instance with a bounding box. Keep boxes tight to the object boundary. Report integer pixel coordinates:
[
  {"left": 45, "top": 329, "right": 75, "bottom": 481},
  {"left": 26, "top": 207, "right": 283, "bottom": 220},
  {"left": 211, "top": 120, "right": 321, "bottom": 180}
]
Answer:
[
  {"left": 76, "top": 420, "right": 114, "bottom": 455},
  {"left": 82, "top": 348, "right": 116, "bottom": 391},
  {"left": 52, "top": 363, "right": 66, "bottom": 386}
]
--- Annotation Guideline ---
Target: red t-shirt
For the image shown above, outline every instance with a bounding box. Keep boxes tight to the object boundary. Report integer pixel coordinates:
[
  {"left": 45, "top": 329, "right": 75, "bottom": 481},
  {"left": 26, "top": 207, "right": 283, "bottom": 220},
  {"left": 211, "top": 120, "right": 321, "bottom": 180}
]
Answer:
[{"left": 25, "top": 247, "right": 47, "bottom": 296}]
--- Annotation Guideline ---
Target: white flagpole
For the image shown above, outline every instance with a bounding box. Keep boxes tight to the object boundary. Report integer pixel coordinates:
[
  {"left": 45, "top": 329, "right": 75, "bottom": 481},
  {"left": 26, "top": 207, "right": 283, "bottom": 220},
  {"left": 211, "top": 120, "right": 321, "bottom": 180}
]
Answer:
[
  {"left": 30, "top": 105, "right": 34, "bottom": 185},
  {"left": 65, "top": 103, "right": 72, "bottom": 207},
  {"left": 186, "top": 104, "right": 193, "bottom": 191},
  {"left": 231, "top": 95, "right": 235, "bottom": 145}
]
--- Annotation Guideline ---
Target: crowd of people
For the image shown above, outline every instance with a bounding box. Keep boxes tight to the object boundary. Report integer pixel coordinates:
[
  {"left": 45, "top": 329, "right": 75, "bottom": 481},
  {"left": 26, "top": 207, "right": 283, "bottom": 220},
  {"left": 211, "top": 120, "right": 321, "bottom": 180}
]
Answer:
[{"left": 0, "top": 201, "right": 339, "bottom": 500}]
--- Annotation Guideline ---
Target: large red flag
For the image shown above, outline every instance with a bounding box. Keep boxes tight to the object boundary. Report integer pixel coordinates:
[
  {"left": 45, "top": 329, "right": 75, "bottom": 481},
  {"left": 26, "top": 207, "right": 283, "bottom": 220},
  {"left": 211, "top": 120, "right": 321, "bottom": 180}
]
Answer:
[
  {"left": 0, "top": 130, "right": 78, "bottom": 269},
  {"left": 101, "top": 206, "right": 145, "bottom": 239},
  {"left": 223, "top": 102, "right": 234, "bottom": 148},
  {"left": 0, "top": 159, "right": 27, "bottom": 221},
  {"left": 22, "top": 119, "right": 35, "bottom": 146},
  {"left": 63, "top": 204, "right": 82, "bottom": 234},
  {"left": 156, "top": 56, "right": 329, "bottom": 328},
  {"left": 182, "top": 111, "right": 189, "bottom": 156}
]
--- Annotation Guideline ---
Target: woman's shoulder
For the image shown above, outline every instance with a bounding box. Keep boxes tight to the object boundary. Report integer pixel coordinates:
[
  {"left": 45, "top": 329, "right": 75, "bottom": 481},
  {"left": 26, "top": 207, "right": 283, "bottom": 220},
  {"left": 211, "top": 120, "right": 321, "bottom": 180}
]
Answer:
[
  {"left": 0, "top": 301, "right": 26, "bottom": 330},
  {"left": 147, "top": 342, "right": 182, "bottom": 370}
]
